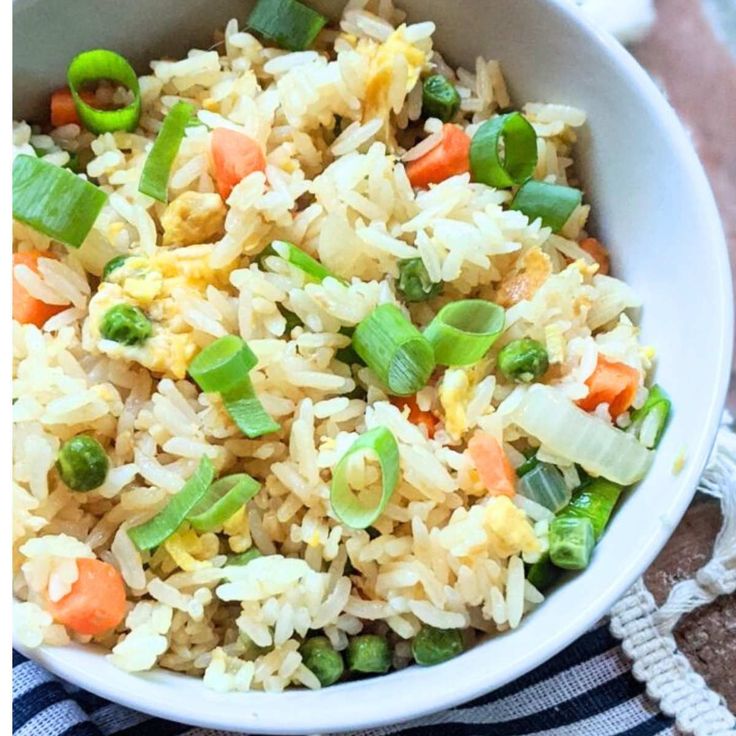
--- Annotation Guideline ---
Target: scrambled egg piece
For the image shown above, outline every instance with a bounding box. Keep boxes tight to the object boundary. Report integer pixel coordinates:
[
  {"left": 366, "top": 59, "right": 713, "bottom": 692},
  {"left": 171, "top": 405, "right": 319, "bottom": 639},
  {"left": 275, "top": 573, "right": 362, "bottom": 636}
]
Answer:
[
  {"left": 439, "top": 362, "right": 490, "bottom": 440},
  {"left": 484, "top": 496, "right": 539, "bottom": 558},
  {"left": 496, "top": 247, "right": 552, "bottom": 308},
  {"left": 161, "top": 191, "right": 226, "bottom": 247},
  {"left": 83, "top": 244, "right": 232, "bottom": 379},
  {"left": 357, "top": 26, "right": 428, "bottom": 124},
  {"left": 164, "top": 527, "right": 213, "bottom": 572}
]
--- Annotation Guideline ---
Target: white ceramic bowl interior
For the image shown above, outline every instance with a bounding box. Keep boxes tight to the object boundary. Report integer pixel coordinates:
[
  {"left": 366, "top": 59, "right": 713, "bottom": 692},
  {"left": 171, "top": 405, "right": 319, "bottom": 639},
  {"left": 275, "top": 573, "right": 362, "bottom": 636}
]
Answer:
[{"left": 13, "top": 0, "right": 733, "bottom": 733}]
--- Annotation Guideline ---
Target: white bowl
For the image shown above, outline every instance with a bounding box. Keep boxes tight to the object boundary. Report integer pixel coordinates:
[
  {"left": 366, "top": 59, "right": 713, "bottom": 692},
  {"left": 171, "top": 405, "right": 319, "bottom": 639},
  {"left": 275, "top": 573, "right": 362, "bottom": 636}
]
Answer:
[{"left": 13, "top": 0, "right": 733, "bottom": 732}]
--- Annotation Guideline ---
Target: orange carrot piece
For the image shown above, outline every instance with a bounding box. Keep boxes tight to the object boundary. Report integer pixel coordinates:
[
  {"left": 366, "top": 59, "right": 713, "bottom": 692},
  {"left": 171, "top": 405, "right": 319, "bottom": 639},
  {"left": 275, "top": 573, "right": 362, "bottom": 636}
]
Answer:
[
  {"left": 577, "top": 355, "right": 639, "bottom": 419},
  {"left": 13, "top": 251, "right": 66, "bottom": 327},
  {"left": 47, "top": 558, "right": 126, "bottom": 636},
  {"left": 406, "top": 123, "right": 471, "bottom": 189},
  {"left": 50, "top": 87, "right": 96, "bottom": 128},
  {"left": 580, "top": 237, "right": 610, "bottom": 275},
  {"left": 392, "top": 396, "right": 438, "bottom": 439},
  {"left": 467, "top": 431, "right": 516, "bottom": 497},
  {"left": 211, "top": 128, "right": 267, "bottom": 200}
]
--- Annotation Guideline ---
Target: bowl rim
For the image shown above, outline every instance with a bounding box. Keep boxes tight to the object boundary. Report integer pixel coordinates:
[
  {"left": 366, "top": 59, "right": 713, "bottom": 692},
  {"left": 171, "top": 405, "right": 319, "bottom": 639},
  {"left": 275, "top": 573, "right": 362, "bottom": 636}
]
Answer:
[{"left": 13, "top": 0, "right": 734, "bottom": 732}]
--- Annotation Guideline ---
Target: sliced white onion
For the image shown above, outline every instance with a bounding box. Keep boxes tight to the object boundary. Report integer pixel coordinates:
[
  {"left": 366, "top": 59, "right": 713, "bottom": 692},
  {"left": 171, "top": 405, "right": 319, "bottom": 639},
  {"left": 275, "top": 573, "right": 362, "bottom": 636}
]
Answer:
[{"left": 512, "top": 385, "right": 653, "bottom": 485}]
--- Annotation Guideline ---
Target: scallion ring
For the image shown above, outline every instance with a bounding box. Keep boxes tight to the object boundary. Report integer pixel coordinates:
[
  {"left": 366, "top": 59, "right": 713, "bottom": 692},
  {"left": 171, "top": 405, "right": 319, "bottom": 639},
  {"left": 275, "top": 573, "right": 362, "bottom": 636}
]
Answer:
[
  {"left": 222, "top": 376, "right": 280, "bottom": 438},
  {"left": 247, "top": 0, "right": 327, "bottom": 51},
  {"left": 67, "top": 49, "right": 141, "bottom": 134},
  {"left": 510, "top": 179, "right": 582, "bottom": 232},
  {"left": 127, "top": 456, "right": 214, "bottom": 551},
  {"left": 139, "top": 101, "right": 195, "bottom": 202},
  {"left": 470, "top": 112, "right": 538, "bottom": 188},
  {"left": 187, "top": 473, "right": 261, "bottom": 532},
  {"left": 271, "top": 240, "right": 342, "bottom": 284},
  {"left": 352, "top": 304, "right": 435, "bottom": 396},
  {"left": 330, "top": 426, "right": 400, "bottom": 529},
  {"left": 423, "top": 300, "right": 505, "bottom": 366},
  {"left": 189, "top": 335, "right": 258, "bottom": 394},
  {"left": 12, "top": 154, "right": 107, "bottom": 248}
]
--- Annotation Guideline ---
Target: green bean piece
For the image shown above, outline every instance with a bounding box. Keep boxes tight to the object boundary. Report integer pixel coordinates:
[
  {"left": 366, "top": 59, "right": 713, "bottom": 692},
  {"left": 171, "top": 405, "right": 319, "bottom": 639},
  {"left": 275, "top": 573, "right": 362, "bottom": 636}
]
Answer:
[
  {"left": 56, "top": 435, "right": 109, "bottom": 492},
  {"left": 300, "top": 636, "right": 345, "bottom": 686},
  {"left": 396, "top": 258, "right": 442, "bottom": 303},
  {"left": 102, "top": 255, "right": 130, "bottom": 280},
  {"left": 497, "top": 338, "right": 549, "bottom": 383},
  {"left": 422, "top": 74, "right": 461, "bottom": 122},
  {"left": 563, "top": 478, "right": 623, "bottom": 540},
  {"left": 99, "top": 304, "right": 152, "bottom": 345},
  {"left": 411, "top": 625, "right": 464, "bottom": 666},
  {"left": 549, "top": 516, "right": 595, "bottom": 570},
  {"left": 526, "top": 553, "right": 561, "bottom": 592},
  {"left": 346, "top": 634, "right": 391, "bottom": 674}
]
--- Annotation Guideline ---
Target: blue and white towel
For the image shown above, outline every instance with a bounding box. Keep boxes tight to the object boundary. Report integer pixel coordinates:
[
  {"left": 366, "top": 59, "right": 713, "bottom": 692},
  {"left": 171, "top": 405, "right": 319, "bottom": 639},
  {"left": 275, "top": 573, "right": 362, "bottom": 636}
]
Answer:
[{"left": 13, "top": 623, "right": 676, "bottom": 736}]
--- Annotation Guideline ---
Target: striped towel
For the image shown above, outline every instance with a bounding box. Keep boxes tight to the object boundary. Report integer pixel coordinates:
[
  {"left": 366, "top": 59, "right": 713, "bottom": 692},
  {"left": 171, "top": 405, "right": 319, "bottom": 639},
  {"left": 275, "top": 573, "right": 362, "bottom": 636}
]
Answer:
[{"left": 13, "top": 623, "right": 676, "bottom": 736}]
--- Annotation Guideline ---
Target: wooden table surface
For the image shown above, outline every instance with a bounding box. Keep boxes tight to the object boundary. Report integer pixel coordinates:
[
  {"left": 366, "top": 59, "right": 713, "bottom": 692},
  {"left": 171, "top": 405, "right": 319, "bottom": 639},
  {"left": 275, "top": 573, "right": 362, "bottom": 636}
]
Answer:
[{"left": 630, "top": 0, "right": 736, "bottom": 712}]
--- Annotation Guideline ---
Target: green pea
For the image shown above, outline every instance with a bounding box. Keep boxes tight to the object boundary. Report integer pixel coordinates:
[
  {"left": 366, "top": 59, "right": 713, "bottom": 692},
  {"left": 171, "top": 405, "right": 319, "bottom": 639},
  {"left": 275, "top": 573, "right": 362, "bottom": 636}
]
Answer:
[
  {"left": 397, "top": 258, "right": 442, "bottom": 303},
  {"left": 102, "top": 255, "right": 130, "bottom": 280},
  {"left": 422, "top": 74, "right": 461, "bottom": 122},
  {"left": 497, "top": 338, "right": 549, "bottom": 382},
  {"left": 300, "top": 636, "right": 344, "bottom": 686},
  {"left": 100, "top": 304, "right": 152, "bottom": 345},
  {"left": 56, "top": 435, "right": 109, "bottom": 491},
  {"left": 411, "top": 625, "right": 464, "bottom": 666},
  {"left": 346, "top": 634, "right": 391, "bottom": 674}
]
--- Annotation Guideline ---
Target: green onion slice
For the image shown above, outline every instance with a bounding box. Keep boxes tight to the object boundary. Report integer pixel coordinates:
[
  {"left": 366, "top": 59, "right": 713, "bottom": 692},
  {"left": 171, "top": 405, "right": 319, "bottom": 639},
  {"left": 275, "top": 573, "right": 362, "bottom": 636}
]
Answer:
[
  {"left": 470, "top": 112, "right": 538, "bottom": 188},
  {"left": 549, "top": 515, "right": 595, "bottom": 570},
  {"left": 270, "top": 240, "right": 341, "bottom": 284},
  {"left": 628, "top": 384, "right": 671, "bottom": 449},
  {"left": 227, "top": 548, "right": 263, "bottom": 566},
  {"left": 187, "top": 473, "right": 261, "bottom": 532},
  {"left": 247, "top": 0, "right": 327, "bottom": 51},
  {"left": 127, "top": 456, "right": 214, "bottom": 551},
  {"left": 423, "top": 300, "right": 505, "bottom": 366},
  {"left": 330, "top": 426, "right": 400, "bottom": 529},
  {"left": 510, "top": 179, "right": 582, "bottom": 232},
  {"left": 526, "top": 553, "right": 561, "bottom": 592},
  {"left": 518, "top": 462, "right": 571, "bottom": 513},
  {"left": 189, "top": 335, "right": 258, "bottom": 394},
  {"left": 67, "top": 49, "right": 142, "bottom": 134},
  {"left": 139, "top": 101, "right": 194, "bottom": 203},
  {"left": 222, "top": 376, "right": 280, "bottom": 438},
  {"left": 13, "top": 155, "right": 107, "bottom": 248},
  {"left": 353, "top": 304, "right": 435, "bottom": 396}
]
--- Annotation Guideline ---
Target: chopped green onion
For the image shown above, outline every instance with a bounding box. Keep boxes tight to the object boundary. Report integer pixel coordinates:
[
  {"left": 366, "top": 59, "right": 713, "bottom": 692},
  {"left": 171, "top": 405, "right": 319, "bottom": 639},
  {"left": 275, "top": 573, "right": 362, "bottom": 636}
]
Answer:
[
  {"left": 228, "top": 548, "right": 263, "bottom": 566},
  {"left": 67, "top": 49, "right": 141, "bottom": 134},
  {"left": 279, "top": 305, "right": 302, "bottom": 334},
  {"left": 549, "top": 515, "right": 595, "bottom": 570},
  {"left": 271, "top": 240, "right": 341, "bottom": 283},
  {"left": 330, "top": 426, "right": 400, "bottom": 529},
  {"left": 629, "top": 385, "right": 671, "bottom": 449},
  {"left": 518, "top": 462, "right": 571, "bottom": 513},
  {"left": 423, "top": 300, "right": 505, "bottom": 366},
  {"left": 12, "top": 154, "right": 107, "bottom": 248},
  {"left": 497, "top": 338, "right": 549, "bottom": 383},
  {"left": 247, "top": 0, "right": 327, "bottom": 51},
  {"left": 65, "top": 152, "right": 81, "bottom": 173},
  {"left": 300, "top": 637, "right": 345, "bottom": 687},
  {"left": 139, "top": 101, "right": 194, "bottom": 203},
  {"left": 353, "top": 304, "right": 435, "bottom": 396},
  {"left": 422, "top": 75, "right": 461, "bottom": 123},
  {"left": 470, "top": 112, "right": 538, "bottom": 188},
  {"left": 189, "top": 335, "right": 257, "bottom": 394},
  {"left": 516, "top": 453, "right": 539, "bottom": 478},
  {"left": 187, "top": 473, "right": 261, "bottom": 532},
  {"left": 396, "top": 258, "right": 442, "bottom": 303},
  {"left": 102, "top": 255, "right": 129, "bottom": 280},
  {"left": 526, "top": 553, "right": 561, "bottom": 592},
  {"left": 99, "top": 304, "right": 152, "bottom": 345},
  {"left": 346, "top": 634, "right": 391, "bottom": 674},
  {"left": 510, "top": 180, "right": 582, "bottom": 232},
  {"left": 127, "top": 456, "right": 214, "bottom": 550},
  {"left": 561, "top": 478, "right": 623, "bottom": 540},
  {"left": 222, "top": 377, "right": 280, "bottom": 438},
  {"left": 411, "top": 625, "right": 464, "bottom": 666}
]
